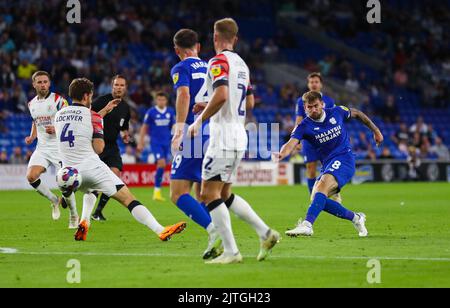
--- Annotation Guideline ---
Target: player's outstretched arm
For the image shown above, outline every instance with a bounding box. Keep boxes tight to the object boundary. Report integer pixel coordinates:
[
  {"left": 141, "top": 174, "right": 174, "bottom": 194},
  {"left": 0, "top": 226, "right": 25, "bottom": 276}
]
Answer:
[
  {"left": 273, "top": 138, "right": 300, "bottom": 162},
  {"left": 97, "top": 98, "right": 121, "bottom": 118},
  {"left": 350, "top": 108, "right": 384, "bottom": 146}
]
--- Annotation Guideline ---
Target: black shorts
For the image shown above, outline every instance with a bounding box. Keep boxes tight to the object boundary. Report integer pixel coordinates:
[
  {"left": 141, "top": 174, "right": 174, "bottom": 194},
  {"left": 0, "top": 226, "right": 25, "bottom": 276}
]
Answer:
[{"left": 99, "top": 145, "right": 123, "bottom": 171}]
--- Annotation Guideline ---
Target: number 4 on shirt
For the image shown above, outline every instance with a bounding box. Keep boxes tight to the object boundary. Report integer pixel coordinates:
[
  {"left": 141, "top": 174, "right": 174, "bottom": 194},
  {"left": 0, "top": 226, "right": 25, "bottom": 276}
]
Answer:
[{"left": 60, "top": 123, "right": 75, "bottom": 147}]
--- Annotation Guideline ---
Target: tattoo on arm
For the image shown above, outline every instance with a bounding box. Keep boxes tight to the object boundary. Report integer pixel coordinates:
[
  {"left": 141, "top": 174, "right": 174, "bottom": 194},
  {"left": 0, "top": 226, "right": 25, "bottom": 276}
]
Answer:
[{"left": 351, "top": 108, "right": 380, "bottom": 133}]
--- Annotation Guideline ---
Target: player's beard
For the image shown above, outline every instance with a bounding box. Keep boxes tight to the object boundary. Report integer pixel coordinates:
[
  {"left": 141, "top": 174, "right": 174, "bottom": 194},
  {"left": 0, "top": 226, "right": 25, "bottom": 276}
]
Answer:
[
  {"left": 309, "top": 111, "right": 322, "bottom": 120},
  {"left": 38, "top": 89, "right": 49, "bottom": 98}
]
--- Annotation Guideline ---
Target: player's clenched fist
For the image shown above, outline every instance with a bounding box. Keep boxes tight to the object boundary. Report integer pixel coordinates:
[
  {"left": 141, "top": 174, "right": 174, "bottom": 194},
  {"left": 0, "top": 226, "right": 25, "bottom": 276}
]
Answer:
[
  {"left": 271, "top": 152, "right": 283, "bottom": 163},
  {"left": 105, "top": 99, "right": 121, "bottom": 114},
  {"left": 374, "top": 130, "right": 384, "bottom": 147},
  {"left": 24, "top": 136, "right": 35, "bottom": 145},
  {"left": 192, "top": 102, "right": 207, "bottom": 114},
  {"left": 45, "top": 125, "right": 56, "bottom": 135}
]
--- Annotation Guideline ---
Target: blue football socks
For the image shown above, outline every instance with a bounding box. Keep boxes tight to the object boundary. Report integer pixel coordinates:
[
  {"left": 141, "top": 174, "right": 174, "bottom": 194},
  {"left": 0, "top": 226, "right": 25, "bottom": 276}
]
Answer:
[{"left": 176, "top": 194, "right": 212, "bottom": 229}]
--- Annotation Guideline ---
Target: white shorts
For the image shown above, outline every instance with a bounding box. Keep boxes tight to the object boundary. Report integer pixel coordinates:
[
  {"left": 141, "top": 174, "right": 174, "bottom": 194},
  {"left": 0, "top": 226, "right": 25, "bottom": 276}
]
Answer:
[
  {"left": 78, "top": 162, "right": 124, "bottom": 197},
  {"left": 202, "top": 149, "right": 245, "bottom": 184},
  {"left": 28, "top": 150, "right": 62, "bottom": 170}
]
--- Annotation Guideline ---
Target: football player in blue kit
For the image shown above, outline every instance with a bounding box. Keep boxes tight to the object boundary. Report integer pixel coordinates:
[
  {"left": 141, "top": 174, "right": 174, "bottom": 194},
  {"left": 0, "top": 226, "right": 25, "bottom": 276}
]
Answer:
[
  {"left": 295, "top": 73, "right": 336, "bottom": 195},
  {"left": 274, "top": 91, "right": 384, "bottom": 237},
  {"left": 138, "top": 92, "right": 175, "bottom": 201},
  {"left": 169, "top": 29, "right": 222, "bottom": 259}
]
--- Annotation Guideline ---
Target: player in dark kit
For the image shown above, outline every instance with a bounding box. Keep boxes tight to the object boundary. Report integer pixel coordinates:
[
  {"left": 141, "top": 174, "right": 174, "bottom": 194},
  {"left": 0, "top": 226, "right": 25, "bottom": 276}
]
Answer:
[
  {"left": 91, "top": 75, "right": 131, "bottom": 221},
  {"left": 274, "top": 91, "right": 384, "bottom": 238}
]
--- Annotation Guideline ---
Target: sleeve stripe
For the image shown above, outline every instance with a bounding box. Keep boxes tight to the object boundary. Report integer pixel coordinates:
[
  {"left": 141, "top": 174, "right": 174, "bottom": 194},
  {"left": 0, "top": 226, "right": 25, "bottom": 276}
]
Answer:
[
  {"left": 212, "top": 79, "right": 229, "bottom": 90},
  {"left": 93, "top": 133, "right": 104, "bottom": 139}
]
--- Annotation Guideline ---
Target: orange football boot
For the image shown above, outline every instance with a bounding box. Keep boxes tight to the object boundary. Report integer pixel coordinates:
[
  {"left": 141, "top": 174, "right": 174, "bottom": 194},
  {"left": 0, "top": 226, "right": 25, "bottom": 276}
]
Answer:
[
  {"left": 74, "top": 220, "right": 89, "bottom": 241},
  {"left": 158, "top": 222, "right": 187, "bottom": 241}
]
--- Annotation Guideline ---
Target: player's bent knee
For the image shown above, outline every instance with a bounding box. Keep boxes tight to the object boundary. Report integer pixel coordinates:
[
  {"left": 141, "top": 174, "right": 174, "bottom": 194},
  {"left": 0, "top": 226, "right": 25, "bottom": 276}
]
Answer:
[
  {"left": 170, "top": 183, "right": 191, "bottom": 204},
  {"left": 170, "top": 190, "right": 185, "bottom": 204},
  {"left": 112, "top": 186, "right": 135, "bottom": 207},
  {"left": 26, "top": 170, "right": 41, "bottom": 184}
]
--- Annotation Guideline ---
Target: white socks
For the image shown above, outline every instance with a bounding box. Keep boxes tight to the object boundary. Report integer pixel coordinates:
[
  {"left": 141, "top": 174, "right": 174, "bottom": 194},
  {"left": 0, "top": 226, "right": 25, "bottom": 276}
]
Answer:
[
  {"left": 130, "top": 204, "right": 165, "bottom": 235},
  {"left": 81, "top": 193, "right": 97, "bottom": 225},
  {"left": 209, "top": 202, "right": 239, "bottom": 255},
  {"left": 229, "top": 195, "right": 270, "bottom": 240},
  {"left": 32, "top": 179, "right": 58, "bottom": 204},
  {"left": 65, "top": 193, "right": 78, "bottom": 217}
]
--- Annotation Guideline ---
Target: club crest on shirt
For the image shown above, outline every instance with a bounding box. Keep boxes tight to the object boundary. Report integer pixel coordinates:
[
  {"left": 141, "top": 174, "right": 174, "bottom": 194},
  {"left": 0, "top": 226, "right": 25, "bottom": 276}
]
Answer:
[
  {"left": 172, "top": 73, "right": 179, "bottom": 84},
  {"left": 166, "top": 113, "right": 171, "bottom": 119},
  {"left": 329, "top": 117, "right": 337, "bottom": 125}
]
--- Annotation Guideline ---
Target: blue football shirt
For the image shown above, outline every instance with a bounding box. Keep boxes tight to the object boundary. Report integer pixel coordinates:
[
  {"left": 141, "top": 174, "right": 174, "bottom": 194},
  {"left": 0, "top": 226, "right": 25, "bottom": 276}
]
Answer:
[
  {"left": 170, "top": 57, "right": 208, "bottom": 125},
  {"left": 291, "top": 106, "right": 353, "bottom": 164},
  {"left": 143, "top": 106, "right": 175, "bottom": 146}
]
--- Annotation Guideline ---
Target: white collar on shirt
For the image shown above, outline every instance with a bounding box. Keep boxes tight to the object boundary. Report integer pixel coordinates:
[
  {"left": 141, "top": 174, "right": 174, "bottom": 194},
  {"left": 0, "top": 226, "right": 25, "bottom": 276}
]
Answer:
[{"left": 155, "top": 106, "right": 167, "bottom": 114}]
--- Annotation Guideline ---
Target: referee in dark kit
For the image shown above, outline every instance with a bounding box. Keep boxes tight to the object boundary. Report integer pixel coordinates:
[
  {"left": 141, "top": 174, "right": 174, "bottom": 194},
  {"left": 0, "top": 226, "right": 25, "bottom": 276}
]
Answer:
[{"left": 91, "top": 74, "right": 131, "bottom": 221}]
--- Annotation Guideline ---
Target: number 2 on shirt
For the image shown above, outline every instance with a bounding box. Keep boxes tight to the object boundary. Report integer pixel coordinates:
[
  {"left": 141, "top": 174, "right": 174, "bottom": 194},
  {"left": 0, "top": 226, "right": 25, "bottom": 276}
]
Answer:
[
  {"left": 192, "top": 73, "right": 208, "bottom": 102},
  {"left": 237, "top": 83, "right": 246, "bottom": 116}
]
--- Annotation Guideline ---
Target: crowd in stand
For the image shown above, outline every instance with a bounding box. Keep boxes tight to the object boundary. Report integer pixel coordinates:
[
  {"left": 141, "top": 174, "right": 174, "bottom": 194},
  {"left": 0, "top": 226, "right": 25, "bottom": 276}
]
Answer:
[
  {"left": 281, "top": 0, "right": 450, "bottom": 109},
  {"left": 0, "top": 0, "right": 449, "bottom": 165}
]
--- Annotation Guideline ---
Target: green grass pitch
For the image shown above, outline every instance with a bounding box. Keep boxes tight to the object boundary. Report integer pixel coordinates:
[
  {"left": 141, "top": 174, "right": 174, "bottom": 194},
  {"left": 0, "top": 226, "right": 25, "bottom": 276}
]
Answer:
[{"left": 0, "top": 183, "right": 449, "bottom": 288}]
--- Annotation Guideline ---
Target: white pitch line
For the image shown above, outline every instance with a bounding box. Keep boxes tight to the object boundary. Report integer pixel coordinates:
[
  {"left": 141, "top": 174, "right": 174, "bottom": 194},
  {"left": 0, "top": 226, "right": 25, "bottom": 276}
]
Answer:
[
  {"left": 0, "top": 248, "right": 18, "bottom": 254},
  {"left": 2, "top": 249, "right": 450, "bottom": 262}
]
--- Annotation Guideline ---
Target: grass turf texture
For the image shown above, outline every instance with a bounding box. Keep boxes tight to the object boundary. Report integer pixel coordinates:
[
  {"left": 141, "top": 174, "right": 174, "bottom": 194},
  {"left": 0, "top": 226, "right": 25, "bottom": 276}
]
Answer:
[{"left": 0, "top": 183, "right": 449, "bottom": 288}]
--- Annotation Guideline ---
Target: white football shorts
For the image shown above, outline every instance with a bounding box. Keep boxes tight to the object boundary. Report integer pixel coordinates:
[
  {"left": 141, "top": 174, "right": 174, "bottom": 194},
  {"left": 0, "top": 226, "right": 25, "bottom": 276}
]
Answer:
[
  {"left": 28, "top": 150, "right": 62, "bottom": 170},
  {"left": 202, "top": 149, "right": 245, "bottom": 184},
  {"left": 77, "top": 161, "right": 124, "bottom": 197}
]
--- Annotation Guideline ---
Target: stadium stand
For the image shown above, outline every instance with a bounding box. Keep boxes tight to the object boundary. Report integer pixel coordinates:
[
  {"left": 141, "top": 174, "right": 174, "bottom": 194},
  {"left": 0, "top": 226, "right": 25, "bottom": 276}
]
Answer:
[{"left": 0, "top": 0, "right": 449, "bottom": 163}]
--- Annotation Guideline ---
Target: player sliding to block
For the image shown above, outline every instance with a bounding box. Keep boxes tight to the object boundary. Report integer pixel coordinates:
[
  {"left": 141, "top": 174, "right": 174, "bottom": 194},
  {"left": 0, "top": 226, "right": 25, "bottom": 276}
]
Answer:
[
  {"left": 54, "top": 78, "right": 186, "bottom": 242},
  {"left": 273, "top": 91, "right": 384, "bottom": 237},
  {"left": 188, "top": 18, "right": 280, "bottom": 264}
]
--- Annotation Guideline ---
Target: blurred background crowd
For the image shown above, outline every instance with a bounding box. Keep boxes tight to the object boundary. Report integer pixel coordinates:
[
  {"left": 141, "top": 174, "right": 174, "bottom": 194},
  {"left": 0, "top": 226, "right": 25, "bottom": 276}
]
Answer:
[{"left": 0, "top": 0, "right": 449, "bottom": 168}]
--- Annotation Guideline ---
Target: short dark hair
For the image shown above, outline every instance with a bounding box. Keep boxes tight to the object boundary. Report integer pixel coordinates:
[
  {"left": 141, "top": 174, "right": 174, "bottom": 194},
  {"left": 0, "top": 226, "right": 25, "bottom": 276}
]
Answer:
[
  {"left": 307, "top": 72, "right": 323, "bottom": 83},
  {"left": 32, "top": 71, "right": 51, "bottom": 82},
  {"left": 111, "top": 74, "right": 127, "bottom": 86},
  {"left": 69, "top": 78, "right": 94, "bottom": 101},
  {"left": 302, "top": 91, "right": 323, "bottom": 104},
  {"left": 155, "top": 91, "right": 169, "bottom": 100},
  {"left": 173, "top": 29, "right": 199, "bottom": 49}
]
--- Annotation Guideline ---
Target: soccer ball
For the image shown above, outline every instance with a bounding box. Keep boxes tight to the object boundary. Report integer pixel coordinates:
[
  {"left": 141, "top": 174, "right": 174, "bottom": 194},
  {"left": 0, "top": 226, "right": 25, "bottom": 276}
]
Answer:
[{"left": 57, "top": 167, "right": 82, "bottom": 192}]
